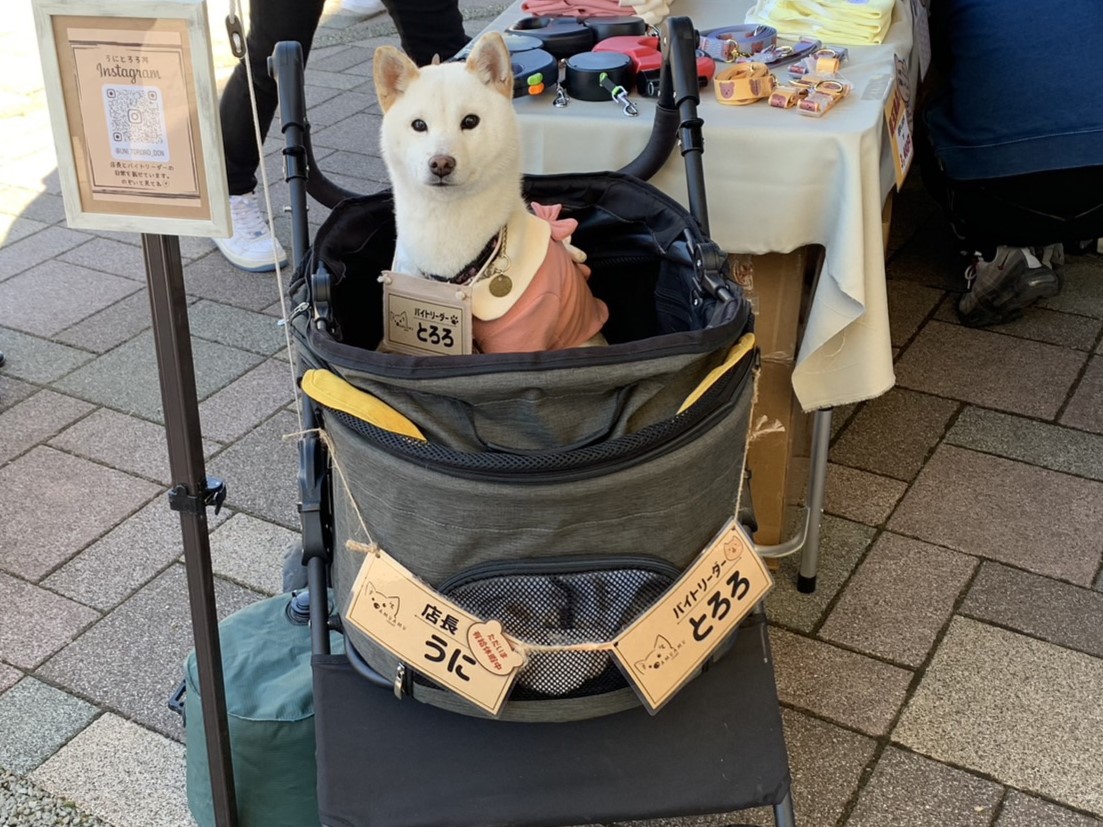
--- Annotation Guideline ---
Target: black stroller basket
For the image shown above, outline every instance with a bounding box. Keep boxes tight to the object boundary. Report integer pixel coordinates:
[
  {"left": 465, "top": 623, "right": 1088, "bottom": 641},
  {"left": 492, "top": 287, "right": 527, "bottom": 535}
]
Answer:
[{"left": 278, "top": 18, "right": 759, "bottom": 723}]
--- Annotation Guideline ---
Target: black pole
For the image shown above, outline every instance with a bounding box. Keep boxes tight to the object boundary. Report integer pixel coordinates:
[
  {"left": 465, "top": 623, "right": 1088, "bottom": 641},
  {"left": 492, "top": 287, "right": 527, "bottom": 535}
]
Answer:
[{"left": 141, "top": 233, "right": 239, "bottom": 827}]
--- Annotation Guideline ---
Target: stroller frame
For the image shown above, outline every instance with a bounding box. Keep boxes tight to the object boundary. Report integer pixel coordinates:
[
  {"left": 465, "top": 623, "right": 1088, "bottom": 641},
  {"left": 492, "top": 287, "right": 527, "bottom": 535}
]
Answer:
[{"left": 273, "top": 17, "right": 797, "bottom": 827}]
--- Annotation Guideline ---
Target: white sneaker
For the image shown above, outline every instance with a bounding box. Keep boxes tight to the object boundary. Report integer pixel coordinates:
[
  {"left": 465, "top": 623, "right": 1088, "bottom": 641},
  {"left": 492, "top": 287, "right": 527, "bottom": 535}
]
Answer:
[
  {"left": 214, "top": 192, "right": 289, "bottom": 272},
  {"left": 341, "top": 0, "right": 386, "bottom": 16}
]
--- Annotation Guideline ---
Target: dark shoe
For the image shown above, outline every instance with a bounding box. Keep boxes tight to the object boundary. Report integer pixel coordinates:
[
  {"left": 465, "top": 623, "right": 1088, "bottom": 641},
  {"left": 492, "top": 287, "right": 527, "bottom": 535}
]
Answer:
[{"left": 957, "top": 246, "right": 1061, "bottom": 327}]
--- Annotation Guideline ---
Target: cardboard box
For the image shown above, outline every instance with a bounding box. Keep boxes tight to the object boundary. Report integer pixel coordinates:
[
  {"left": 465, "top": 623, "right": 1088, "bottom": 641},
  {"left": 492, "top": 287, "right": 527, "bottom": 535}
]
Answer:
[{"left": 731, "top": 250, "right": 819, "bottom": 549}]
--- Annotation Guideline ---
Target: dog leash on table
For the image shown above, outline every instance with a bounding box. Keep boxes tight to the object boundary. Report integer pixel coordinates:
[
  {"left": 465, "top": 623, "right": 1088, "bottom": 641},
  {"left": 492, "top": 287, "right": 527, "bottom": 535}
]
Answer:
[{"left": 713, "top": 62, "right": 776, "bottom": 105}]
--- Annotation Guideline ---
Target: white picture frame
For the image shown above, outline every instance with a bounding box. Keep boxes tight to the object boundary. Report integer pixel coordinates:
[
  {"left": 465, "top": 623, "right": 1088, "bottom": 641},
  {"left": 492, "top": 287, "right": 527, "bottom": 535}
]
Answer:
[{"left": 32, "top": 0, "right": 230, "bottom": 237}]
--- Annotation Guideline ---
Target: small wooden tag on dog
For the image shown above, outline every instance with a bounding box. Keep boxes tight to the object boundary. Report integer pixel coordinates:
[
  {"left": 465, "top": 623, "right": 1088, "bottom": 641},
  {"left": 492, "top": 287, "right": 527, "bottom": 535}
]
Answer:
[
  {"left": 347, "top": 551, "right": 522, "bottom": 716},
  {"left": 381, "top": 270, "right": 474, "bottom": 356},
  {"left": 611, "top": 518, "right": 773, "bottom": 713}
]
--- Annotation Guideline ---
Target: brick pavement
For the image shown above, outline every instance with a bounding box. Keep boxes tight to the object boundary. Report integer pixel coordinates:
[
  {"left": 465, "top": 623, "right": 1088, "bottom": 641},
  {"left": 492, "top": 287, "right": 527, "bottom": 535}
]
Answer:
[{"left": 2, "top": 0, "right": 1103, "bottom": 825}]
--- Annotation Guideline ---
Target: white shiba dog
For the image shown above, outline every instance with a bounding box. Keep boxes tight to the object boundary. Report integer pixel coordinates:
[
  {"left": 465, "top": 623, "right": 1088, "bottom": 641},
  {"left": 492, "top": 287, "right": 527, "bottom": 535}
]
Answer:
[{"left": 373, "top": 33, "right": 608, "bottom": 352}]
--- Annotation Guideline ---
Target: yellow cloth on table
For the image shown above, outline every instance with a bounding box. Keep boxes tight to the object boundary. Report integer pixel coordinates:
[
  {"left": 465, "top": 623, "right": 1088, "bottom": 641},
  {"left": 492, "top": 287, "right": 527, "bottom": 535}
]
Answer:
[{"left": 745, "top": 0, "right": 895, "bottom": 45}]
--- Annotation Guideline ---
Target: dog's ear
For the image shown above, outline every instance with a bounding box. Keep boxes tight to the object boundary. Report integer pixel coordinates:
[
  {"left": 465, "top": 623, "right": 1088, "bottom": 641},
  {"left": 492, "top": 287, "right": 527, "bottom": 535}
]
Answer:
[
  {"left": 373, "top": 46, "right": 420, "bottom": 113},
  {"left": 464, "top": 32, "right": 513, "bottom": 100}
]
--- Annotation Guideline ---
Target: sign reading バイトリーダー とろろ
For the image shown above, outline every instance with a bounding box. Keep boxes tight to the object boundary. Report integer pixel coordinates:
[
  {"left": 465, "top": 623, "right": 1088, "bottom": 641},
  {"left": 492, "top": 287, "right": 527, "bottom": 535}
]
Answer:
[{"left": 32, "top": 0, "right": 229, "bottom": 237}]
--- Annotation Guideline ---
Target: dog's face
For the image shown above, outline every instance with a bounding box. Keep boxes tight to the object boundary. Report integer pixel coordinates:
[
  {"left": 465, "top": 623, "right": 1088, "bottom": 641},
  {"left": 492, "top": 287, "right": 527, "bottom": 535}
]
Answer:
[{"left": 373, "top": 33, "right": 520, "bottom": 199}]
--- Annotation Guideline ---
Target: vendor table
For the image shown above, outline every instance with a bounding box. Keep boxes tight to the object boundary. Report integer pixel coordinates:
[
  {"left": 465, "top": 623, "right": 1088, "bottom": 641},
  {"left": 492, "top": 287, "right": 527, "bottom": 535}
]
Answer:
[
  {"left": 488, "top": 0, "right": 916, "bottom": 411},
  {"left": 484, "top": 0, "right": 918, "bottom": 587}
]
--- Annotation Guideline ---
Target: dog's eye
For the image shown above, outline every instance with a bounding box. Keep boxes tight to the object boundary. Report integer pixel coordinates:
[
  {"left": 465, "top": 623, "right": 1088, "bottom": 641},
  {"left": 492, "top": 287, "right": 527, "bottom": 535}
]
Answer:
[
  {"left": 411, "top": 119, "right": 427, "bottom": 132},
  {"left": 461, "top": 114, "right": 480, "bottom": 130}
]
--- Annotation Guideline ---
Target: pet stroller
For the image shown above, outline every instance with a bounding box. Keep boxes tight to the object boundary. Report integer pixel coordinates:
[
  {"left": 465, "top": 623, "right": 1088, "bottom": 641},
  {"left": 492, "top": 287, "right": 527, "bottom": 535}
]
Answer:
[{"left": 272, "top": 17, "right": 796, "bottom": 826}]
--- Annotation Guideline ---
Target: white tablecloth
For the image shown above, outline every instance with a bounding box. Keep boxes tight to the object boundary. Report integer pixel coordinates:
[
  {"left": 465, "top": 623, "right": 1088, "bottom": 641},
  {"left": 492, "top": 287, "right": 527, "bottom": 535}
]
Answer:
[{"left": 486, "top": 0, "right": 916, "bottom": 410}]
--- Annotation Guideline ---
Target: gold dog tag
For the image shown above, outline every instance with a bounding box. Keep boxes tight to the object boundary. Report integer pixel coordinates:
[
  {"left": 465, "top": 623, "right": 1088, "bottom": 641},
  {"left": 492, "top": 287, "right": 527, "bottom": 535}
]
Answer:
[
  {"left": 381, "top": 270, "right": 474, "bottom": 356},
  {"left": 489, "top": 274, "right": 513, "bottom": 298},
  {"left": 611, "top": 518, "right": 773, "bottom": 713}
]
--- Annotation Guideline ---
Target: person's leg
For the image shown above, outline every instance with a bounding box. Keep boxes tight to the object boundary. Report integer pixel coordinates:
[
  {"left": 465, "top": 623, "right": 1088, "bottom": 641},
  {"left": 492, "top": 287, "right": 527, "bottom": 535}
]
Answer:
[
  {"left": 220, "top": 0, "right": 326, "bottom": 196},
  {"left": 381, "top": 0, "right": 470, "bottom": 66}
]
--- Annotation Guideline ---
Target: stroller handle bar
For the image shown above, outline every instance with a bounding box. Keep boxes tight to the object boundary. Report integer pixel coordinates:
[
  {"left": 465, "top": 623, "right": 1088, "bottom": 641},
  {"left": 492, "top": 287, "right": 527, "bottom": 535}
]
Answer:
[{"left": 268, "top": 16, "right": 709, "bottom": 236}]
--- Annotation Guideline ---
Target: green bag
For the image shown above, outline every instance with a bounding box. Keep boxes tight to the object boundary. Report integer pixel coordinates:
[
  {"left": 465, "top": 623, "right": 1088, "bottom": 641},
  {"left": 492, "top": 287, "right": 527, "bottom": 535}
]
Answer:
[{"left": 184, "top": 592, "right": 343, "bottom": 827}]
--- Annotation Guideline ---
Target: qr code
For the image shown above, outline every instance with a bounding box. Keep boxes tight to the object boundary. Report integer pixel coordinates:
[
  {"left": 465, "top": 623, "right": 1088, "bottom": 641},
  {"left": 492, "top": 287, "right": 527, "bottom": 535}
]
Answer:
[{"left": 101, "top": 85, "right": 170, "bottom": 162}]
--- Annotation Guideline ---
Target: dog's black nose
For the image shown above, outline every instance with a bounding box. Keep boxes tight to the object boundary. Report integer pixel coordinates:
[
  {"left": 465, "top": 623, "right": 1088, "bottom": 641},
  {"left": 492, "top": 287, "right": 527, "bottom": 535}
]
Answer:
[{"left": 429, "top": 155, "right": 456, "bottom": 179}]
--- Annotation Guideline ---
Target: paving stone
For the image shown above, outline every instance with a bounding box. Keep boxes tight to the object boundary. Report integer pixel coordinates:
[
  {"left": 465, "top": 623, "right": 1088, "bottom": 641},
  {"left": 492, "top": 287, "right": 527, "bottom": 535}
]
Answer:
[
  {"left": 53, "top": 330, "right": 264, "bottom": 423},
  {"left": 303, "top": 83, "right": 344, "bottom": 108},
  {"left": 824, "top": 463, "right": 908, "bottom": 526},
  {"left": 0, "top": 677, "right": 98, "bottom": 773},
  {"left": 187, "top": 299, "right": 287, "bottom": 355},
  {"left": 319, "top": 150, "right": 389, "bottom": 184},
  {"left": 210, "top": 513, "right": 299, "bottom": 595},
  {"left": 617, "top": 708, "right": 877, "bottom": 827},
  {"left": 831, "top": 387, "right": 958, "bottom": 481},
  {"left": 42, "top": 499, "right": 230, "bottom": 612},
  {"left": 766, "top": 516, "right": 877, "bottom": 633},
  {"left": 1039, "top": 256, "right": 1103, "bottom": 319},
  {"left": 312, "top": 112, "right": 384, "bottom": 153},
  {"left": 820, "top": 533, "right": 976, "bottom": 667},
  {"left": 0, "top": 214, "right": 48, "bottom": 247},
  {"left": 771, "top": 628, "right": 913, "bottom": 736},
  {"left": 199, "top": 360, "right": 296, "bottom": 443},
  {"left": 0, "top": 225, "right": 91, "bottom": 282},
  {"left": 0, "top": 326, "right": 93, "bottom": 384},
  {"left": 0, "top": 260, "right": 140, "bottom": 337},
  {"left": 31, "top": 714, "right": 192, "bottom": 827},
  {"left": 297, "top": 67, "right": 366, "bottom": 91},
  {"left": 206, "top": 410, "right": 302, "bottom": 529},
  {"left": 996, "top": 791, "right": 1103, "bottom": 827},
  {"left": 0, "top": 446, "right": 160, "bottom": 581},
  {"left": 845, "top": 747, "right": 1002, "bottom": 827},
  {"left": 305, "top": 88, "right": 376, "bottom": 129},
  {"left": 0, "top": 389, "right": 94, "bottom": 465},
  {"left": 960, "top": 562, "right": 1103, "bottom": 660},
  {"left": 895, "top": 321, "right": 1087, "bottom": 419},
  {"left": 947, "top": 406, "right": 1103, "bottom": 482},
  {"left": 38, "top": 565, "right": 260, "bottom": 738},
  {"left": 48, "top": 407, "right": 219, "bottom": 485},
  {"left": 887, "top": 279, "right": 943, "bottom": 347},
  {"left": 933, "top": 298, "right": 1103, "bottom": 351},
  {"left": 182, "top": 250, "right": 285, "bottom": 312},
  {"left": 0, "top": 184, "right": 62, "bottom": 222},
  {"left": 1061, "top": 356, "right": 1103, "bottom": 434},
  {"left": 0, "top": 662, "right": 21, "bottom": 694},
  {"left": 0, "top": 373, "right": 36, "bottom": 414},
  {"left": 890, "top": 444, "right": 1103, "bottom": 586},
  {"left": 895, "top": 617, "right": 1103, "bottom": 817},
  {"left": 0, "top": 571, "right": 99, "bottom": 669},
  {"left": 52, "top": 291, "right": 155, "bottom": 354},
  {"left": 57, "top": 237, "right": 149, "bottom": 281}
]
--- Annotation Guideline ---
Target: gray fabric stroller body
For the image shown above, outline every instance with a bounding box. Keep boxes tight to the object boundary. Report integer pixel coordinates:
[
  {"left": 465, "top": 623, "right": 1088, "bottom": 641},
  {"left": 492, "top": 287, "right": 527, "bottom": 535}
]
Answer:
[{"left": 273, "top": 16, "right": 796, "bottom": 825}]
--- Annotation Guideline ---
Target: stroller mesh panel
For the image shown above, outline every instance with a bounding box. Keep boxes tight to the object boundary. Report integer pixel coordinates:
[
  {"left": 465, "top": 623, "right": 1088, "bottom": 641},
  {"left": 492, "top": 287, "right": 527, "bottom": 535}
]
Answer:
[{"left": 439, "top": 566, "right": 675, "bottom": 699}]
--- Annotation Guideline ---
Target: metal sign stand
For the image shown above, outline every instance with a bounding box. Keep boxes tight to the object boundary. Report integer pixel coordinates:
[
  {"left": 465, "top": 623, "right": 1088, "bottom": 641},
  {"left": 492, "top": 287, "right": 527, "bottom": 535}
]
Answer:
[{"left": 142, "top": 233, "right": 239, "bottom": 827}]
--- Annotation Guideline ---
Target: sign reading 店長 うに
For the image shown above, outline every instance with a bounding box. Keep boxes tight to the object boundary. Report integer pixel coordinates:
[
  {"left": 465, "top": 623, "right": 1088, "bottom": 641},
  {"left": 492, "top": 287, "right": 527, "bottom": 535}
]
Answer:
[{"left": 31, "top": 0, "right": 229, "bottom": 237}]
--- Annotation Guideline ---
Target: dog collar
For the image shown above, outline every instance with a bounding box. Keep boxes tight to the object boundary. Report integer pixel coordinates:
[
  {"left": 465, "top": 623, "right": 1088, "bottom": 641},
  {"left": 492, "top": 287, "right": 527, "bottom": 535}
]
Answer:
[
  {"left": 713, "top": 63, "right": 776, "bottom": 105},
  {"left": 426, "top": 229, "right": 504, "bottom": 285}
]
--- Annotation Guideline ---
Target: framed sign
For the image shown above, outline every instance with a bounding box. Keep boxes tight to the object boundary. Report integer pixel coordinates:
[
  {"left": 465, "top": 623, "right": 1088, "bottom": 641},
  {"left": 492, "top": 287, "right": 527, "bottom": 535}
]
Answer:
[{"left": 32, "top": 0, "right": 230, "bottom": 237}]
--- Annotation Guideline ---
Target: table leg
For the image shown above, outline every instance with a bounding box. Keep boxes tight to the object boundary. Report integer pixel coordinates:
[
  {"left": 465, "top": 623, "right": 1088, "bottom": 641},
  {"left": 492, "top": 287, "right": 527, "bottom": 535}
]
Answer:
[
  {"left": 752, "top": 407, "right": 832, "bottom": 594},
  {"left": 797, "top": 408, "right": 832, "bottom": 593}
]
